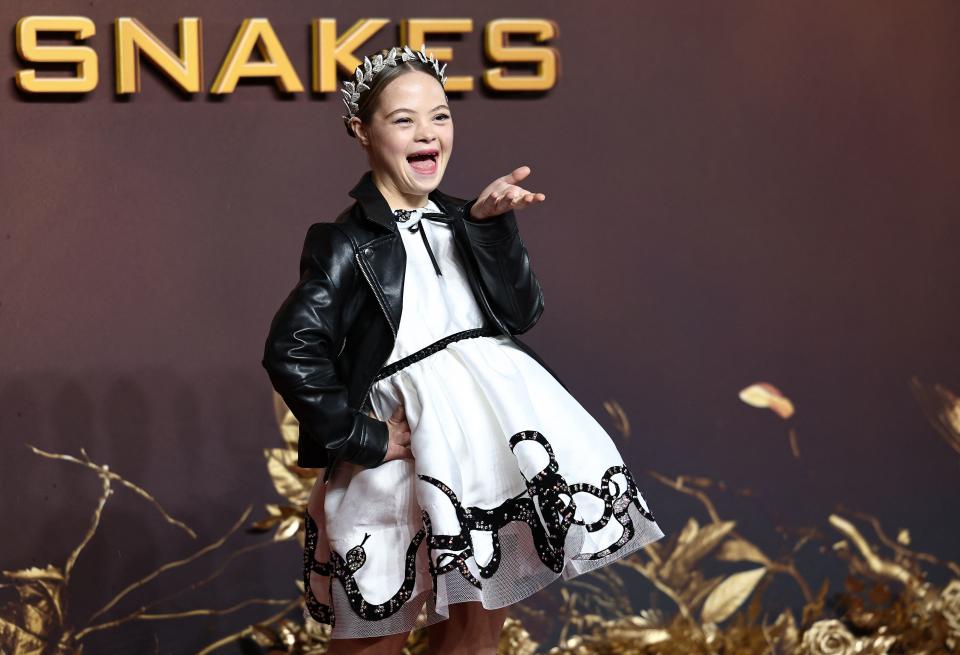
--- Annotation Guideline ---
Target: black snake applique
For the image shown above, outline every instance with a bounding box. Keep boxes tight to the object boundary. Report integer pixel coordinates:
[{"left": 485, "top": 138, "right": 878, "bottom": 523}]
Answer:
[{"left": 303, "top": 430, "right": 658, "bottom": 625}]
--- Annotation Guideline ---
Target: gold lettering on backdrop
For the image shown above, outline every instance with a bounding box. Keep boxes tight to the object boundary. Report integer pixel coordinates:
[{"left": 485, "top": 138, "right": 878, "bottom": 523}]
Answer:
[
  {"left": 13, "top": 16, "right": 560, "bottom": 96},
  {"left": 401, "top": 19, "right": 474, "bottom": 93},
  {"left": 211, "top": 18, "right": 304, "bottom": 93},
  {"left": 115, "top": 17, "right": 203, "bottom": 93},
  {"left": 15, "top": 16, "right": 98, "bottom": 92},
  {"left": 485, "top": 19, "right": 559, "bottom": 91},
  {"left": 312, "top": 18, "right": 389, "bottom": 93}
]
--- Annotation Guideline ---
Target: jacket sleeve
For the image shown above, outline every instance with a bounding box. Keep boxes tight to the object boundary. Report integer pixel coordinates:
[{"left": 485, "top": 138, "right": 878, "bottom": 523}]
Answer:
[
  {"left": 261, "top": 223, "right": 389, "bottom": 468},
  {"left": 460, "top": 198, "right": 545, "bottom": 335}
]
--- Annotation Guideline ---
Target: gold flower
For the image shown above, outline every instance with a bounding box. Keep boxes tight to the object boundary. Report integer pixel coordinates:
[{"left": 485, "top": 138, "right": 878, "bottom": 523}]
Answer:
[
  {"left": 938, "top": 579, "right": 960, "bottom": 648},
  {"left": 801, "top": 619, "right": 856, "bottom": 655}
]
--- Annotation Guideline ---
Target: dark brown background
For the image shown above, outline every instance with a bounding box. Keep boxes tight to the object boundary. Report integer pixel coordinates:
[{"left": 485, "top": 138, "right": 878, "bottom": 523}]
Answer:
[{"left": 2, "top": 1, "right": 958, "bottom": 652}]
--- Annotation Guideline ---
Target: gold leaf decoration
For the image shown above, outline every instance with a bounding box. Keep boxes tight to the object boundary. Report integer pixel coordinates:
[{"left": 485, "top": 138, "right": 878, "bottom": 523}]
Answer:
[
  {"left": 264, "top": 447, "right": 310, "bottom": 506},
  {"left": 716, "top": 537, "right": 772, "bottom": 566},
  {"left": 700, "top": 566, "right": 767, "bottom": 624},
  {"left": 897, "top": 528, "right": 911, "bottom": 546},
  {"left": 7, "top": 378, "right": 960, "bottom": 654},
  {"left": 272, "top": 390, "right": 301, "bottom": 451},
  {"left": 909, "top": 376, "right": 960, "bottom": 457},
  {"left": 739, "top": 382, "right": 796, "bottom": 419},
  {"left": 602, "top": 399, "right": 631, "bottom": 440}
]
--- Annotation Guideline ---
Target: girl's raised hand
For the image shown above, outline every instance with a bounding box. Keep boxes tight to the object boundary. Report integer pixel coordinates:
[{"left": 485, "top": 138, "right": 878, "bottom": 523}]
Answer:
[{"left": 469, "top": 165, "right": 546, "bottom": 221}]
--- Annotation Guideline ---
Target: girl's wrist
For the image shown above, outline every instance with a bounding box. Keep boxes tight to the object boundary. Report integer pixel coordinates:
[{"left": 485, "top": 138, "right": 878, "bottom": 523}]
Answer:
[{"left": 462, "top": 206, "right": 518, "bottom": 243}]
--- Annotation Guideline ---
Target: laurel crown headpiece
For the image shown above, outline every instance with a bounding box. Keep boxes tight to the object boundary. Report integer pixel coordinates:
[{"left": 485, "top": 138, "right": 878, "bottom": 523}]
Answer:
[{"left": 340, "top": 43, "right": 448, "bottom": 127}]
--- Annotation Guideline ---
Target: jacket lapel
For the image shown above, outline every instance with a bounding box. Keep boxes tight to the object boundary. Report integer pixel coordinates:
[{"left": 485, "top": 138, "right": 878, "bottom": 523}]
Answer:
[
  {"left": 347, "top": 169, "right": 466, "bottom": 229},
  {"left": 348, "top": 170, "right": 398, "bottom": 234}
]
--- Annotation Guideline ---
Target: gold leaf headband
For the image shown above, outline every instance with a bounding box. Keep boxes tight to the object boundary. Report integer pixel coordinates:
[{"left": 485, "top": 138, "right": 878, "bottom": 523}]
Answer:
[{"left": 340, "top": 44, "right": 448, "bottom": 126}]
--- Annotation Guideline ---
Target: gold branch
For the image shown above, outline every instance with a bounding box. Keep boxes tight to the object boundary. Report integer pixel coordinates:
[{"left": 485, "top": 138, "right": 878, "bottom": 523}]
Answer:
[
  {"left": 85, "top": 506, "right": 252, "bottom": 624},
  {"left": 27, "top": 444, "right": 196, "bottom": 539},
  {"left": 137, "top": 539, "right": 278, "bottom": 614},
  {"left": 647, "top": 469, "right": 722, "bottom": 523},
  {"left": 195, "top": 598, "right": 301, "bottom": 655},
  {"left": 64, "top": 460, "right": 112, "bottom": 584},
  {"left": 76, "top": 598, "right": 291, "bottom": 640},
  {"left": 137, "top": 598, "right": 291, "bottom": 620},
  {"left": 828, "top": 514, "right": 917, "bottom": 586},
  {"left": 842, "top": 505, "right": 960, "bottom": 576}
]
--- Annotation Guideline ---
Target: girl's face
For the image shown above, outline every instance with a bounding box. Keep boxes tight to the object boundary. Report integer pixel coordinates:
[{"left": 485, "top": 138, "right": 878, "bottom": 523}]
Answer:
[{"left": 355, "top": 71, "right": 453, "bottom": 202}]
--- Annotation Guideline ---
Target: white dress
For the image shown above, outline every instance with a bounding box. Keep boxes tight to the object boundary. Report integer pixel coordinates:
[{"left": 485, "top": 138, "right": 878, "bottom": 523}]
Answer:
[{"left": 302, "top": 199, "right": 666, "bottom": 639}]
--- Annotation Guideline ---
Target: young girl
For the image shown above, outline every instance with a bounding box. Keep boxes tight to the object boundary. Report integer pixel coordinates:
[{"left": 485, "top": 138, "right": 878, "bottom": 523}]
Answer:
[{"left": 262, "top": 44, "right": 666, "bottom": 655}]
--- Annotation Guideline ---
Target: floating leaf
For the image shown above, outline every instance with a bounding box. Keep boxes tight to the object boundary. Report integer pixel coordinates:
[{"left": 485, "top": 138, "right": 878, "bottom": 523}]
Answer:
[{"left": 739, "top": 382, "right": 795, "bottom": 419}]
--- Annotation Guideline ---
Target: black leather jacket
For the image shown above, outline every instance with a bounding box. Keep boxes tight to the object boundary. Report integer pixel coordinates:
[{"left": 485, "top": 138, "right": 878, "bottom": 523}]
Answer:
[{"left": 261, "top": 170, "right": 567, "bottom": 480}]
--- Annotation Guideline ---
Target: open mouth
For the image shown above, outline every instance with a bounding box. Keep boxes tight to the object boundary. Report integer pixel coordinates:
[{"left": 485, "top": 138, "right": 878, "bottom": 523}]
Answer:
[{"left": 406, "top": 149, "right": 439, "bottom": 175}]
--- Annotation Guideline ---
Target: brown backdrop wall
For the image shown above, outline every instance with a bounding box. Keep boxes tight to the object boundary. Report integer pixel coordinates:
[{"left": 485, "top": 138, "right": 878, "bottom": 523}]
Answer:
[{"left": 2, "top": 1, "right": 958, "bottom": 652}]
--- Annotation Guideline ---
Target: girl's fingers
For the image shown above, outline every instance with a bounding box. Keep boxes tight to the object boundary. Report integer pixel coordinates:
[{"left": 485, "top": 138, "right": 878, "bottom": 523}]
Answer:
[
  {"left": 507, "top": 188, "right": 543, "bottom": 210},
  {"left": 500, "top": 187, "right": 521, "bottom": 207},
  {"left": 477, "top": 183, "right": 545, "bottom": 218},
  {"left": 521, "top": 192, "right": 541, "bottom": 208},
  {"left": 509, "top": 188, "right": 530, "bottom": 206},
  {"left": 487, "top": 192, "right": 507, "bottom": 214},
  {"left": 502, "top": 165, "right": 531, "bottom": 186},
  {"left": 388, "top": 404, "right": 406, "bottom": 425},
  {"left": 522, "top": 192, "right": 545, "bottom": 206}
]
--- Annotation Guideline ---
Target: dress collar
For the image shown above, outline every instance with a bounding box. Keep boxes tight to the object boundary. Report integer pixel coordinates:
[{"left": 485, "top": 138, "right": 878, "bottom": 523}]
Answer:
[
  {"left": 391, "top": 199, "right": 444, "bottom": 231},
  {"left": 348, "top": 170, "right": 462, "bottom": 233}
]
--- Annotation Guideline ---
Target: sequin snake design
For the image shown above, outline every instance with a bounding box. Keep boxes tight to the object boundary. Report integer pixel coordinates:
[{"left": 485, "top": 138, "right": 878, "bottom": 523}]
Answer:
[{"left": 303, "top": 430, "right": 658, "bottom": 627}]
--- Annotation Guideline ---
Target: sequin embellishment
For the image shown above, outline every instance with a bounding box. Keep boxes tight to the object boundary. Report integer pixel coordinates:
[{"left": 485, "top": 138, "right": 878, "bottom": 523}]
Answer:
[{"left": 302, "top": 430, "right": 658, "bottom": 627}]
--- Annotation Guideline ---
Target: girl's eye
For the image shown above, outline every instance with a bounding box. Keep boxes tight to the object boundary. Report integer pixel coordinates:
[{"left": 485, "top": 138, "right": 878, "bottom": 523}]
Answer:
[{"left": 393, "top": 114, "right": 450, "bottom": 124}]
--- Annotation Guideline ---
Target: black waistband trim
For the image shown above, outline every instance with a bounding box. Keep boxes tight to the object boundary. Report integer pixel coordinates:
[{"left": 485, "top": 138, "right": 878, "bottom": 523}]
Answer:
[{"left": 373, "top": 325, "right": 500, "bottom": 382}]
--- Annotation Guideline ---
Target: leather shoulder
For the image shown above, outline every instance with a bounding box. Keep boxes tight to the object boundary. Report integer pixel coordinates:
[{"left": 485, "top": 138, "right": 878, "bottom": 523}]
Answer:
[
  {"left": 331, "top": 202, "right": 380, "bottom": 242},
  {"left": 298, "top": 221, "right": 356, "bottom": 278},
  {"left": 432, "top": 188, "right": 470, "bottom": 211}
]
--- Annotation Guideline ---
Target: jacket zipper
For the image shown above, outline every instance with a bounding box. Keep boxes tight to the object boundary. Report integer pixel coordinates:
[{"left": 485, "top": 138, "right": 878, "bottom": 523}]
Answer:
[
  {"left": 355, "top": 248, "right": 398, "bottom": 411},
  {"left": 355, "top": 250, "right": 397, "bottom": 338}
]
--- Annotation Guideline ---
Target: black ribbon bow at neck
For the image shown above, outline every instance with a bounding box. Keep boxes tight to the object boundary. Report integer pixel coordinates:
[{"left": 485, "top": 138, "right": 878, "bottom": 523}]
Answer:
[{"left": 393, "top": 207, "right": 454, "bottom": 276}]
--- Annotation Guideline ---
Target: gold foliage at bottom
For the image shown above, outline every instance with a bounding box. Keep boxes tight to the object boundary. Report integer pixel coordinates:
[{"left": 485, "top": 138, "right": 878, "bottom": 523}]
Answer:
[
  {"left": 247, "top": 386, "right": 960, "bottom": 655},
  {"left": 4, "top": 376, "right": 960, "bottom": 654}
]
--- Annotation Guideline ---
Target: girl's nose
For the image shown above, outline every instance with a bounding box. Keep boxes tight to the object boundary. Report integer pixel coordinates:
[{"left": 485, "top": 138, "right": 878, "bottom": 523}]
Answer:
[{"left": 416, "top": 127, "right": 437, "bottom": 141}]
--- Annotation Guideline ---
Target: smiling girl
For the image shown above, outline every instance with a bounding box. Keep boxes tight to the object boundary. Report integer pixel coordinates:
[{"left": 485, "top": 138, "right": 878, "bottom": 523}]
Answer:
[{"left": 262, "top": 44, "right": 666, "bottom": 655}]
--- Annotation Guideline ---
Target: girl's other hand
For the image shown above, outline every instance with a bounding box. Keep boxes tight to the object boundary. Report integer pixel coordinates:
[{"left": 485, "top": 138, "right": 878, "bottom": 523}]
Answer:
[
  {"left": 372, "top": 404, "right": 413, "bottom": 462},
  {"left": 469, "top": 165, "right": 546, "bottom": 221}
]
